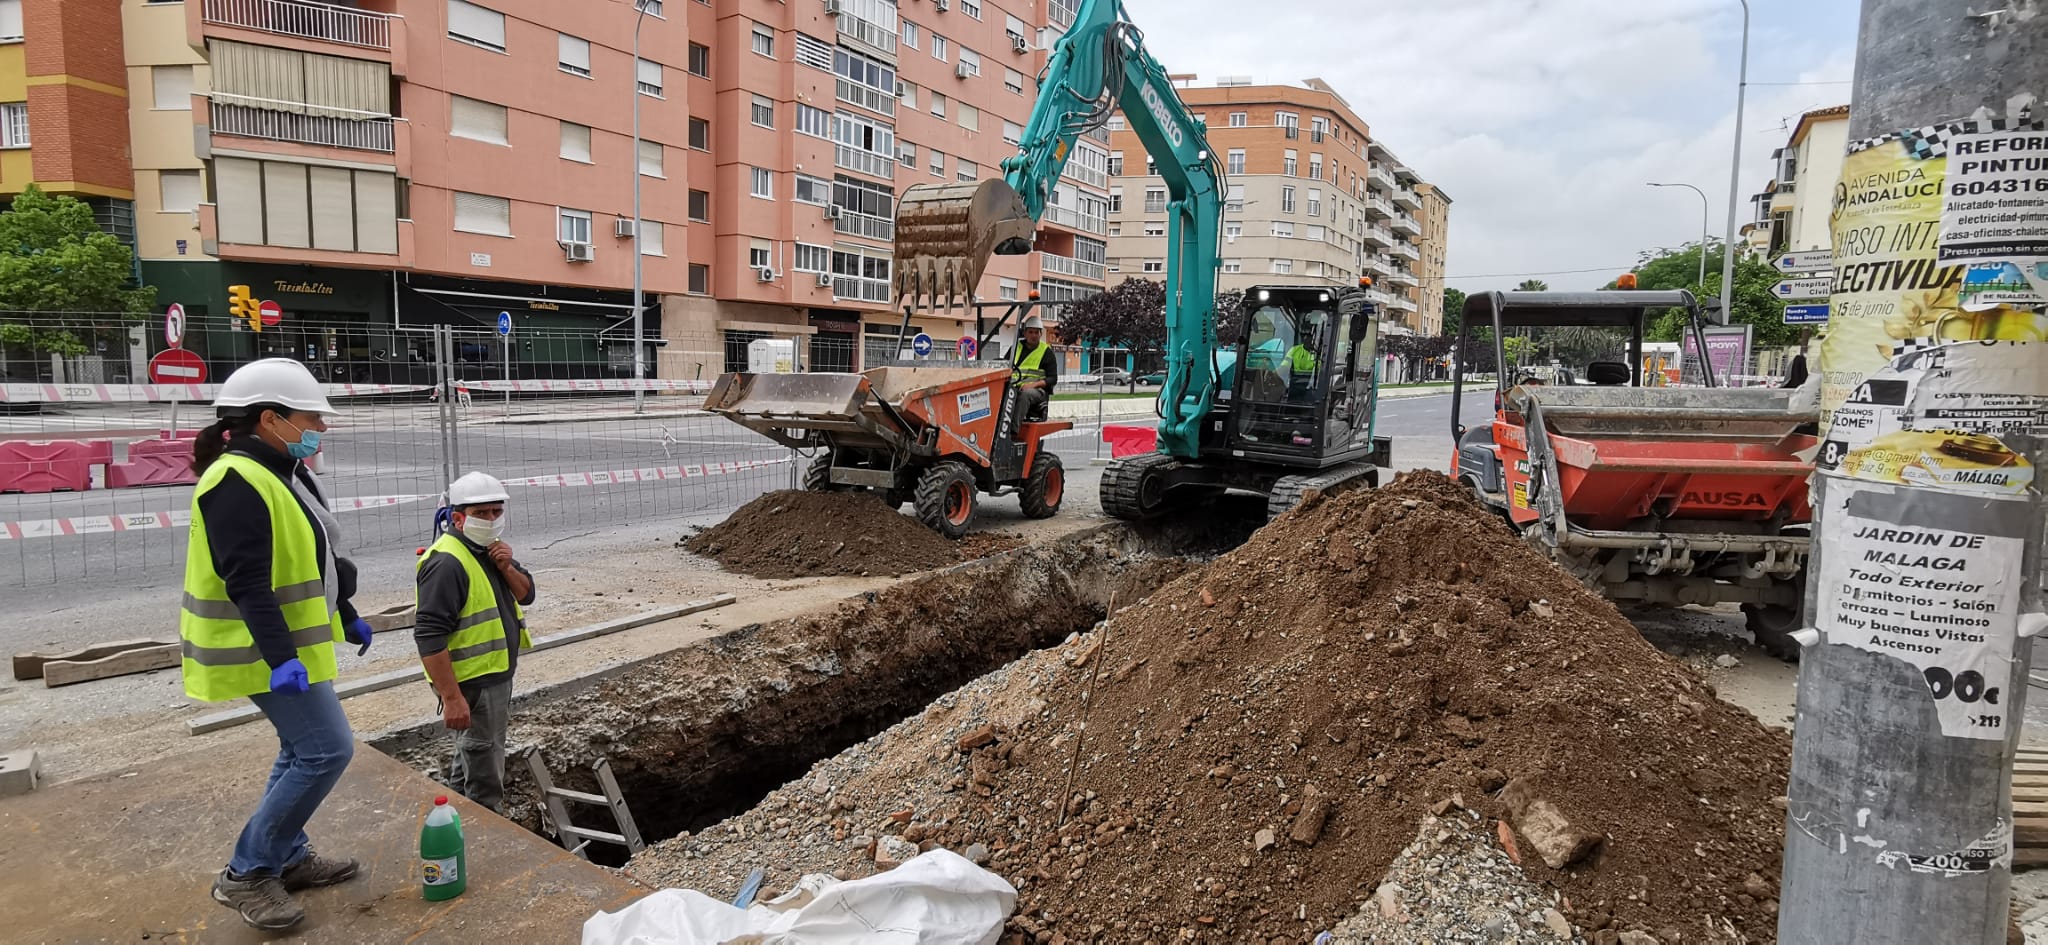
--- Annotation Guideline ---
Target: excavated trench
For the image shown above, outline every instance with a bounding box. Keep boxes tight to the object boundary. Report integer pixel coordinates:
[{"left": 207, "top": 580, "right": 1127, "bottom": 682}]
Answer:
[{"left": 372, "top": 510, "right": 1258, "bottom": 865}]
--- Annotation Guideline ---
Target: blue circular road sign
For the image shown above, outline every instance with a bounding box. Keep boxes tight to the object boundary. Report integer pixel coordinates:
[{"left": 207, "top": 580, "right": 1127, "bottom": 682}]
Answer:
[
  {"left": 496, "top": 311, "right": 513, "bottom": 335},
  {"left": 912, "top": 332, "right": 934, "bottom": 356}
]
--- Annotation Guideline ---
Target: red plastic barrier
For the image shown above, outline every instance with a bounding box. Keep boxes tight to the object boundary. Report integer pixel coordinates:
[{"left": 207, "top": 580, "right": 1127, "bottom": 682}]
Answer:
[
  {"left": 1102, "top": 423, "right": 1158, "bottom": 459},
  {"left": 106, "top": 438, "right": 198, "bottom": 488},
  {"left": 0, "top": 441, "right": 97, "bottom": 494}
]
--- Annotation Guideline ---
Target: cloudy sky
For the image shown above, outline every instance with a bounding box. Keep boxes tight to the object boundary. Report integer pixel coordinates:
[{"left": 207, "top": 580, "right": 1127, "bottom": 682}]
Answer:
[{"left": 1120, "top": 0, "right": 1864, "bottom": 292}]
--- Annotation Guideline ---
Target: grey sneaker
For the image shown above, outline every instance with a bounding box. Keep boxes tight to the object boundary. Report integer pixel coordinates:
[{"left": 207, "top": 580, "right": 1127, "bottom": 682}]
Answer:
[
  {"left": 211, "top": 869, "right": 305, "bottom": 931},
  {"left": 281, "top": 848, "right": 360, "bottom": 891}
]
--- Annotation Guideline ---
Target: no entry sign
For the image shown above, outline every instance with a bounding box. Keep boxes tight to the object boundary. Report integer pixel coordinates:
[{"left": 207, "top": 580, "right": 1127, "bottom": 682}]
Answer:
[{"left": 148, "top": 348, "right": 208, "bottom": 384}]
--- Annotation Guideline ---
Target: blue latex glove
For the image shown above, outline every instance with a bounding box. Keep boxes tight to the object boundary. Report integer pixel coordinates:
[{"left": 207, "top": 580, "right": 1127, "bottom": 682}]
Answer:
[
  {"left": 344, "top": 617, "right": 374, "bottom": 655},
  {"left": 269, "top": 658, "right": 310, "bottom": 694}
]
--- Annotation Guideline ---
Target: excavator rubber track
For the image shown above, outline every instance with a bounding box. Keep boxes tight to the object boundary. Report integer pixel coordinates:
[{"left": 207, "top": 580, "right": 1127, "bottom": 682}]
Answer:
[
  {"left": 892, "top": 179, "right": 1035, "bottom": 309},
  {"left": 1266, "top": 460, "right": 1379, "bottom": 520},
  {"left": 1101, "top": 451, "right": 1185, "bottom": 521}
]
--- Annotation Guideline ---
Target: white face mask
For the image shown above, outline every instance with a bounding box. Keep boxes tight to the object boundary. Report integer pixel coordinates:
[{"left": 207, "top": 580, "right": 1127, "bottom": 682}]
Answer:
[{"left": 459, "top": 512, "right": 506, "bottom": 545}]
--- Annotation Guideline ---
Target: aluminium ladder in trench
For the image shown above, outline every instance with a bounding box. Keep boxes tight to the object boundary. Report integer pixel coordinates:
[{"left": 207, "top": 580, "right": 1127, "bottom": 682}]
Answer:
[{"left": 521, "top": 745, "right": 645, "bottom": 860}]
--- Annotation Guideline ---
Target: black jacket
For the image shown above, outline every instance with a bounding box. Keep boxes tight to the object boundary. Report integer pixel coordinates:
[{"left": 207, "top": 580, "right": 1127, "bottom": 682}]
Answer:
[{"left": 197, "top": 436, "right": 360, "bottom": 669}]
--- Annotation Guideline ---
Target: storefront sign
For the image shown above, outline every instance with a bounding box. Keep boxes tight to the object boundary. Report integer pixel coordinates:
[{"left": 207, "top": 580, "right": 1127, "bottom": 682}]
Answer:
[
  {"left": 273, "top": 281, "right": 336, "bottom": 296},
  {"left": 529, "top": 301, "right": 562, "bottom": 311}
]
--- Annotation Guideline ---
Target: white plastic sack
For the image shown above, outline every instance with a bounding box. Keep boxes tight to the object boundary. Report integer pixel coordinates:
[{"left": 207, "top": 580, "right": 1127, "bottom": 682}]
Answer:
[{"left": 582, "top": 849, "right": 1017, "bottom": 945}]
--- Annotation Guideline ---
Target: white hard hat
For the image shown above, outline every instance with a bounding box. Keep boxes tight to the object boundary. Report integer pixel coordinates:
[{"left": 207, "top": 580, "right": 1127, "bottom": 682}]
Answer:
[
  {"left": 1022, "top": 315, "right": 1046, "bottom": 330},
  {"left": 214, "top": 358, "right": 336, "bottom": 415},
  {"left": 446, "top": 471, "right": 509, "bottom": 507}
]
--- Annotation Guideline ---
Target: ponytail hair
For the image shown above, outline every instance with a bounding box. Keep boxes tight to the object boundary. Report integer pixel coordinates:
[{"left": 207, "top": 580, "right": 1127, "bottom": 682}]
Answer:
[{"left": 190, "top": 405, "right": 278, "bottom": 473}]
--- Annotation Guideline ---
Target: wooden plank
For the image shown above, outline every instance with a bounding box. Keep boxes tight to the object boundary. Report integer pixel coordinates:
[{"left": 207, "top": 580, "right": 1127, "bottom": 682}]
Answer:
[
  {"left": 2016, "top": 846, "right": 2048, "bottom": 868},
  {"left": 14, "top": 639, "right": 169, "bottom": 681},
  {"left": 42, "top": 643, "right": 180, "bottom": 688},
  {"left": 186, "top": 595, "right": 737, "bottom": 736}
]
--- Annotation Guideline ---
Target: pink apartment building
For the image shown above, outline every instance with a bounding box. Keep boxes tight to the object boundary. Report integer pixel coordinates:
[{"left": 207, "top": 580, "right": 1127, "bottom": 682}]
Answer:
[{"left": 142, "top": 0, "right": 1105, "bottom": 379}]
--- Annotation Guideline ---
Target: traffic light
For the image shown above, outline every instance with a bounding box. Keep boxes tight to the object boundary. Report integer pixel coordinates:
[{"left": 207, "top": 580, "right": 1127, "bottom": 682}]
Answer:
[{"left": 227, "top": 284, "right": 259, "bottom": 332}]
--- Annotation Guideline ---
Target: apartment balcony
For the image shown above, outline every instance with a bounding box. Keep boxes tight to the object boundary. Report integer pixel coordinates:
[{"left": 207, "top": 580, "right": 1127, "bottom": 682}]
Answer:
[
  {"left": 1043, "top": 204, "right": 1106, "bottom": 235},
  {"left": 1391, "top": 240, "right": 1420, "bottom": 261},
  {"left": 833, "top": 209, "right": 893, "bottom": 241},
  {"left": 835, "top": 146, "right": 895, "bottom": 181},
  {"left": 200, "top": 0, "right": 398, "bottom": 55},
  {"left": 836, "top": 10, "right": 898, "bottom": 59},
  {"left": 1389, "top": 211, "right": 1420, "bottom": 237},
  {"left": 1362, "top": 193, "right": 1394, "bottom": 219},
  {"left": 1368, "top": 164, "right": 1396, "bottom": 193},
  {"left": 1359, "top": 252, "right": 1393, "bottom": 277},
  {"left": 833, "top": 274, "right": 893, "bottom": 304},
  {"left": 1362, "top": 223, "right": 1393, "bottom": 248},
  {"left": 1392, "top": 186, "right": 1422, "bottom": 211},
  {"left": 1384, "top": 267, "right": 1417, "bottom": 287},
  {"left": 211, "top": 96, "right": 395, "bottom": 153},
  {"left": 1040, "top": 251, "right": 1105, "bottom": 282}
]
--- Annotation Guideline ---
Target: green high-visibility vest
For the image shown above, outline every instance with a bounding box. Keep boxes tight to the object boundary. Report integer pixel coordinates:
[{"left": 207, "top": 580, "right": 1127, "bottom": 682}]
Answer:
[
  {"left": 1012, "top": 341, "right": 1050, "bottom": 383},
  {"left": 417, "top": 532, "right": 530, "bottom": 683},
  {"left": 1288, "top": 344, "right": 1319, "bottom": 374},
  {"left": 180, "top": 454, "right": 342, "bottom": 702}
]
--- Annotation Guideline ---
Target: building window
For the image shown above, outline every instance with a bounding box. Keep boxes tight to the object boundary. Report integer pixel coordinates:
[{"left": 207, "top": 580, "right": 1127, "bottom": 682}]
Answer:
[
  {"left": 1142, "top": 222, "right": 1164, "bottom": 237},
  {"left": 1142, "top": 259, "right": 1163, "bottom": 273},
  {"left": 689, "top": 264, "right": 709, "bottom": 294},
  {"left": 931, "top": 34, "right": 949, "bottom": 62},
  {"left": 559, "top": 121, "right": 592, "bottom": 162},
  {"left": 1307, "top": 189, "right": 1321, "bottom": 217},
  {"left": 795, "top": 173, "right": 831, "bottom": 204},
  {"left": 830, "top": 174, "right": 897, "bottom": 240},
  {"left": 688, "top": 117, "right": 710, "bottom": 149},
  {"left": 558, "top": 33, "right": 592, "bottom": 76},
  {"left": 450, "top": 96, "right": 509, "bottom": 145},
  {"left": 899, "top": 82, "right": 919, "bottom": 109},
  {"left": 453, "top": 192, "right": 511, "bottom": 236},
  {"left": 639, "top": 140, "right": 664, "bottom": 177},
  {"left": 1108, "top": 151, "right": 1123, "bottom": 175},
  {"left": 1281, "top": 185, "right": 1296, "bottom": 213},
  {"left": 930, "top": 149, "right": 944, "bottom": 177},
  {"left": 751, "top": 94, "right": 775, "bottom": 128},
  {"left": 1283, "top": 150, "right": 1297, "bottom": 176},
  {"left": 1275, "top": 111, "right": 1299, "bottom": 136},
  {"left": 1108, "top": 186, "right": 1122, "bottom": 213},
  {"left": 999, "top": 277, "right": 1019, "bottom": 301},
  {"left": 637, "top": 58, "right": 663, "bottom": 96},
  {"left": 1193, "top": 112, "right": 1206, "bottom": 125},
  {"left": 961, "top": 0, "right": 982, "bottom": 18},
  {"left": 160, "top": 170, "right": 202, "bottom": 212},
  {"left": 558, "top": 207, "right": 593, "bottom": 244},
  {"left": 1146, "top": 155, "right": 1155, "bottom": 175},
  {"left": 1222, "top": 259, "right": 1242, "bottom": 273},
  {"left": 688, "top": 43, "right": 710, "bottom": 77},
  {"left": 1311, "top": 116, "right": 1329, "bottom": 142},
  {"left": 1308, "top": 224, "right": 1326, "bottom": 242},
  {"left": 750, "top": 166, "right": 773, "bottom": 198},
  {"left": 1143, "top": 187, "right": 1165, "bottom": 214},
  {"left": 0, "top": 0, "right": 19, "bottom": 41},
  {"left": 751, "top": 21, "right": 774, "bottom": 57},
  {"left": 900, "top": 20, "right": 919, "bottom": 48},
  {"left": 834, "top": 47, "right": 897, "bottom": 115},
  {"left": 794, "top": 243, "right": 831, "bottom": 272},
  {"left": 1106, "top": 115, "right": 1125, "bottom": 131},
  {"left": 688, "top": 189, "right": 710, "bottom": 221},
  {"left": 1108, "top": 224, "right": 1120, "bottom": 236},
  {"left": 958, "top": 48, "right": 981, "bottom": 77},
  {"left": 152, "top": 65, "right": 194, "bottom": 110},
  {"left": 795, "top": 32, "right": 833, "bottom": 70},
  {"left": 1226, "top": 184, "right": 1244, "bottom": 212},
  {"left": 957, "top": 102, "right": 979, "bottom": 132},
  {"left": 1225, "top": 149, "right": 1243, "bottom": 176},
  {"left": 447, "top": 0, "right": 506, "bottom": 52},
  {"left": 640, "top": 220, "right": 665, "bottom": 256},
  {"left": 1271, "top": 221, "right": 1293, "bottom": 238},
  {"left": 797, "top": 103, "right": 830, "bottom": 138},
  {"left": 1271, "top": 258, "right": 1293, "bottom": 274},
  {"left": 957, "top": 160, "right": 977, "bottom": 182},
  {"left": 832, "top": 110, "right": 896, "bottom": 179},
  {"left": 1224, "top": 223, "right": 1240, "bottom": 240},
  {"left": 1003, "top": 120, "right": 1023, "bottom": 146},
  {"left": 929, "top": 92, "right": 946, "bottom": 119},
  {"left": 1228, "top": 111, "right": 1246, "bottom": 127},
  {"left": 749, "top": 245, "right": 771, "bottom": 269},
  {"left": 636, "top": 0, "right": 663, "bottom": 15},
  {"left": 1004, "top": 68, "right": 1025, "bottom": 95},
  {"left": 1309, "top": 154, "right": 1323, "bottom": 180}
]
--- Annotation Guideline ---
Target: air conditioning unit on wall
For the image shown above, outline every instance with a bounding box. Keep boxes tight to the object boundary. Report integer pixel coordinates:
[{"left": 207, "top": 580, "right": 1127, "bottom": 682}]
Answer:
[
  {"left": 815, "top": 271, "right": 833, "bottom": 287},
  {"left": 563, "top": 242, "right": 595, "bottom": 262},
  {"left": 613, "top": 218, "right": 636, "bottom": 238},
  {"left": 1010, "top": 33, "right": 1029, "bottom": 53},
  {"left": 955, "top": 61, "right": 972, "bottom": 79},
  {"left": 823, "top": 0, "right": 842, "bottom": 14},
  {"left": 756, "top": 266, "right": 778, "bottom": 282},
  {"left": 823, "top": 205, "right": 843, "bottom": 219},
  {"left": 933, "top": 0, "right": 948, "bottom": 10}
]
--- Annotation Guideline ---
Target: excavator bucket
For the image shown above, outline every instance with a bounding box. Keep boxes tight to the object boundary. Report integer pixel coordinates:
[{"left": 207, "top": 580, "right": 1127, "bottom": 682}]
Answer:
[{"left": 892, "top": 179, "right": 1035, "bottom": 309}]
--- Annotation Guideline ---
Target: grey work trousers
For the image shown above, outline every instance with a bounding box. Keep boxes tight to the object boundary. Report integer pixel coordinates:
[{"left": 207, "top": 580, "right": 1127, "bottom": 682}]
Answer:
[{"left": 446, "top": 676, "right": 514, "bottom": 813}]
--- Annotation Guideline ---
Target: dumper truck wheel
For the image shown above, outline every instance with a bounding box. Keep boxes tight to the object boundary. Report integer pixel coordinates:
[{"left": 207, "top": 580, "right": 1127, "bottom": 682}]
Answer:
[
  {"left": 1020, "top": 452, "right": 1064, "bottom": 519},
  {"left": 915, "top": 461, "right": 978, "bottom": 539},
  {"left": 1744, "top": 603, "right": 1803, "bottom": 664},
  {"left": 802, "top": 455, "right": 836, "bottom": 492}
]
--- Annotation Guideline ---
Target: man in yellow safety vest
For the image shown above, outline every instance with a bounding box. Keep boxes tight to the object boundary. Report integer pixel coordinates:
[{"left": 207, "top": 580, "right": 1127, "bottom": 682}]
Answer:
[
  {"left": 1011, "top": 314, "right": 1059, "bottom": 423},
  {"left": 414, "top": 471, "right": 535, "bottom": 812}
]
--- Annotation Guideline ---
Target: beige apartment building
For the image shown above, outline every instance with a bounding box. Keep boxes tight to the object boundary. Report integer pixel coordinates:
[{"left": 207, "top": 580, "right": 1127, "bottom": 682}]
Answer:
[
  {"left": 1745, "top": 104, "right": 1848, "bottom": 260},
  {"left": 1104, "top": 77, "right": 1448, "bottom": 335}
]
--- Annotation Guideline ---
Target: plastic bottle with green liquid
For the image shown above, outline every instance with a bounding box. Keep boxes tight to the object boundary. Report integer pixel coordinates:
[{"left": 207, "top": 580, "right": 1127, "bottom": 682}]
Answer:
[{"left": 420, "top": 795, "right": 467, "bottom": 900}]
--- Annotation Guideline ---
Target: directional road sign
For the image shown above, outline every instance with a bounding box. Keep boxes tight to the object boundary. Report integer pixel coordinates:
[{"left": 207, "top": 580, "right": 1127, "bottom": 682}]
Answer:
[
  {"left": 957, "top": 336, "right": 978, "bottom": 359},
  {"left": 497, "top": 311, "right": 513, "bottom": 335},
  {"left": 1771, "top": 277, "right": 1833, "bottom": 301},
  {"left": 911, "top": 332, "right": 934, "bottom": 357},
  {"left": 1783, "top": 303, "right": 1831, "bottom": 325},
  {"left": 164, "top": 303, "right": 185, "bottom": 348},
  {"left": 148, "top": 347, "right": 207, "bottom": 384},
  {"left": 1774, "top": 250, "right": 1832, "bottom": 273},
  {"left": 257, "top": 299, "right": 284, "bottom": 327}
]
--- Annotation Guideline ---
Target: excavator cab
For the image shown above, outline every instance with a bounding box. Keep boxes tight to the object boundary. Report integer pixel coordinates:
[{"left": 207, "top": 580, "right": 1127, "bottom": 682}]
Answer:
[{"left": 1225, "top": 286, "right": 1384, "bottom": 465}]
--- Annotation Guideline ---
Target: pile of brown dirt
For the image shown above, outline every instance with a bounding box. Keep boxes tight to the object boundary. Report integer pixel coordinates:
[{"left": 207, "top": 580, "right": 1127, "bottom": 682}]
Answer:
[
  {"left": 959, "top": 531, "right": 1031, "bottom": 560},
  {"left": 636, "top": 471, "right": 1791, "bottom": 942},
  {"left": 684, "top": 490, "right": 960, "bottom": 578}
]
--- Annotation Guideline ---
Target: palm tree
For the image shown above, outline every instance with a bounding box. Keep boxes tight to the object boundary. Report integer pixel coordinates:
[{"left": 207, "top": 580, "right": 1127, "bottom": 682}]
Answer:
[{"left": 1515, "top": 279, "right": 1550, "bottom": 292}]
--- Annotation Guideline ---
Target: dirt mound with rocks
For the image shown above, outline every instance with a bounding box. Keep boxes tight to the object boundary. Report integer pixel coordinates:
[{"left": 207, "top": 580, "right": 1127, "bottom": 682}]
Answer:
[
  {"left": 634, "top": 471, "right": 1791, "bottom": 942},
  {"left": 684, "top": 490, "right": 961, "bottom": 578}
]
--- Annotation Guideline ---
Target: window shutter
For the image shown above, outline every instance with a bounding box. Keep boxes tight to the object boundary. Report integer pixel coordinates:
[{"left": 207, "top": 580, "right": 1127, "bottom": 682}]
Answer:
[
  {"left": 262, "top": 162, "right": 311, "bottom": 249},
  {"left": 559, "top": 33, "right": 591, "bottom": 72},
  {"left": 560, "top": 122, "right": 592, "bottom": 161},
  {"left": 215, "top": 159, "right": 264, "bottom": 244},
  {"left": 451, "top": 95, "right": 508, "bottom": 144},
  {"left": 454, "top": 192, "right": 512, "bottom": 235},
  {"left": 355, "top": 173, "right": 398, "bottom": 254},
  {"left": 308, "top": 166, "right": 356, "bottom": 251},
  {"left": 448, "top": 0, "right": 506, "bottom": 48}
]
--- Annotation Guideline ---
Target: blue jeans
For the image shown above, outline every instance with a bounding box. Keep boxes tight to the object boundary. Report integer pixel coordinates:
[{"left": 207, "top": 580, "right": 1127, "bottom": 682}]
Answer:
[{"left": 229, "top": 680, "right": 355, "bottom": 877}]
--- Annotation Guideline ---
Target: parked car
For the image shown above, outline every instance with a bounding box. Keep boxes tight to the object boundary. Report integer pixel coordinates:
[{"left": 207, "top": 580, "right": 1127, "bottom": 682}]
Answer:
[
  {"left": 1137, "top": 371, "right": 1166, "bottom": 386},
  {"left": 1096, "top": 367, "right": 1132, "bottom": 384}
]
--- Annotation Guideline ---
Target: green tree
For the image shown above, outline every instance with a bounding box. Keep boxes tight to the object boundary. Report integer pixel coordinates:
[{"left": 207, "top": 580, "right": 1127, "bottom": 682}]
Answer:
[
  {"left": 1502, "top": 334, "right": 1539, "bottom": 372},
  {"left": 0, "top": 185, "right": 155, "bottom": 359},
  {"left": 1441, "top": 287, "right": 1467, "bottom": 337},
  {"left": 1515, "top": 279, "right": 1549, "bottom": 292},
  {"left": 1620, "top": 240, "right": 1797, "bottom": 349}
]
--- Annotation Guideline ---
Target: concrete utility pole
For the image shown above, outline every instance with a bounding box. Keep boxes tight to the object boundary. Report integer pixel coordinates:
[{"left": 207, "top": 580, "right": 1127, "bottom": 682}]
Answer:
[{"left": 1778, "top": 3, "right": 2047, "bottom": 942}]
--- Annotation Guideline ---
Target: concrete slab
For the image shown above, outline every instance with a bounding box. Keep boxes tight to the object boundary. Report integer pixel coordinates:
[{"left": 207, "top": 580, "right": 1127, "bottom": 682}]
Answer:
[{"left": 0, "top": 741, "right": 646, "bottom": 943}]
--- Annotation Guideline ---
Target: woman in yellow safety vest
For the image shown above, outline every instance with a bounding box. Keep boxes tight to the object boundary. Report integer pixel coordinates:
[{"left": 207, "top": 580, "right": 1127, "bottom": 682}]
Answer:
[{"left": 180, "top": 358, "right": 374, "bottom": 932}]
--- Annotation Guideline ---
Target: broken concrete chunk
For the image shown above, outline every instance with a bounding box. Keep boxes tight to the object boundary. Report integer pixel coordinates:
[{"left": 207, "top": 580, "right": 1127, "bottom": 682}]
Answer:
[
  {"left": 1289, "top": 787, "right": 1331, "bottom": 846},
  {"left": 1542, "top": 908, "right": 1572, "bottom": 939},
  {"left": 1253, "top": 828, "right": 1276, "bottom": 852},
  {"left": 956, "top": 724, "right": 999, "bottom": 752},
  {"left": 1502, "top": 778, "right": 1604, "bottom": 869},
  {"left": 875, "top": 835, "right": 919, "bottom": 869}
]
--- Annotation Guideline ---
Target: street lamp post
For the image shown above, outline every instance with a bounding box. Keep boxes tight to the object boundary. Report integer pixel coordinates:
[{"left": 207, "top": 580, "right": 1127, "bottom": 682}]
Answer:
[
  {"left": 631, "top": 0, "right": 650, "bottom": 414},
  {"left": 1647, "top": 182, "right": 1711, "bottom": 288},
  {"left": 1717, "top": 0, "right": 1751, "bottom": 317}
]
